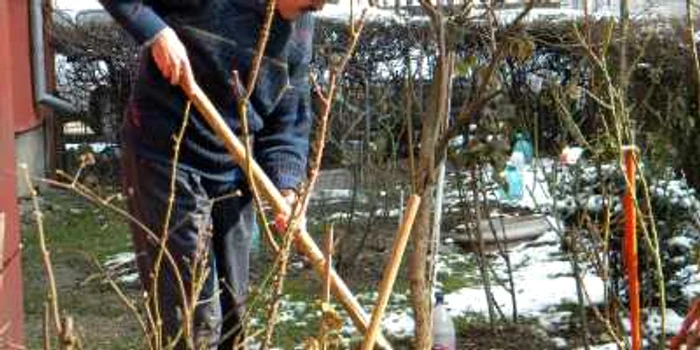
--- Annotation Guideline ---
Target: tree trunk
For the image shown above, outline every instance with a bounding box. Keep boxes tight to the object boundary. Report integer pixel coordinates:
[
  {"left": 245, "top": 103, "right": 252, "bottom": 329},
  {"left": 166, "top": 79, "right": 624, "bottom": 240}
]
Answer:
[
  {"left": 409, "top": 192, "right": 434, "bottom": 349},
  {"left": 472, "top": 166, "right": 496, "bottom": 326},
  {"left": 409, "top": 52, "right": 451, "bottom": 350}
]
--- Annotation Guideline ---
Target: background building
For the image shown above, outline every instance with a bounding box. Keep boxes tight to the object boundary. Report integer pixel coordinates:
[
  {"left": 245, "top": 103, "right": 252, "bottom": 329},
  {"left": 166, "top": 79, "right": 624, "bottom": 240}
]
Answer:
[
  {"left": 1, "top": 0, "right": 74, "bottom": 344},
  {"left": 1, "top": 0, "right": 31, "bottom": 345}
]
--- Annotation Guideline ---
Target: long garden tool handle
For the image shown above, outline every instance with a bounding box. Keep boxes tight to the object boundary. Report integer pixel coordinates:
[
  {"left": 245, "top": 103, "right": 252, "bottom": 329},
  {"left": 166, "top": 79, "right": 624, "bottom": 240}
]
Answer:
[{"left": 186, "top": 83, "right": 393, "bottom": 350}]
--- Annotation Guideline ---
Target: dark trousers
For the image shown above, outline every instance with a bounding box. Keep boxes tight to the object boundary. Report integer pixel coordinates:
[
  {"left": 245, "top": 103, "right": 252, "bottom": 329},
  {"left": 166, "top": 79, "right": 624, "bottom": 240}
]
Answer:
[{"left": 121, "top": 128, "right": 253, "bottom": 349}]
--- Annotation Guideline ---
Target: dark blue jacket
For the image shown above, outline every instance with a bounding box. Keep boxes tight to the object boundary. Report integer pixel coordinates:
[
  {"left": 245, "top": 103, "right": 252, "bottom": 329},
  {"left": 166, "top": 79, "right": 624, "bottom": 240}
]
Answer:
[{"left": 100, "top": 0, "right": 314, "bottom": 190}]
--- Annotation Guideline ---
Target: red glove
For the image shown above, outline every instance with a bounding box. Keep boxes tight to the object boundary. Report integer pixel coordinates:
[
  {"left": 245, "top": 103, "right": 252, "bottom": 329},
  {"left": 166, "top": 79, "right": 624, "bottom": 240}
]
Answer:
[{"left": 274, "top": 189, "right": 304, "bottom": 234}]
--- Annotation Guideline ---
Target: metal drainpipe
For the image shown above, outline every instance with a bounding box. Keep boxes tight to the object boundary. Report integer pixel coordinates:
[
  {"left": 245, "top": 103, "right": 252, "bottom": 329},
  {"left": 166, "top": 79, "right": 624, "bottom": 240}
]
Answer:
[{"left": 29, "top": 0, "right": 77, "bottom": 115}]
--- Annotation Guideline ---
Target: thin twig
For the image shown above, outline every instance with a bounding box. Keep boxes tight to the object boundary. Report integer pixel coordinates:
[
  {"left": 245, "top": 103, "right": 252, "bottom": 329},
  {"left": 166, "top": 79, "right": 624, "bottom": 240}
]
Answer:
[
  {"left": 43, "top": 302, "right": 50, "bottom": 350},
  {"left": 297, "top": 13, "right": 367, "bottom": 219},
  {"left": 234, "top": 0, "right": 280, "bottom": 278},
  {"left": 44, "top": 171, "right": 186, "bottom": 348},
  {"left": 233, "top": 328, "right": 265, "bottom": 350},
  {"left": 260, "top": 197, "right": 304, "bottom": 350},
  {"left": 151, "top": 100, "right": 193, "bottom": 348},
  {"left": 20, "top": 164, "right": 63, "bottom": 336}
]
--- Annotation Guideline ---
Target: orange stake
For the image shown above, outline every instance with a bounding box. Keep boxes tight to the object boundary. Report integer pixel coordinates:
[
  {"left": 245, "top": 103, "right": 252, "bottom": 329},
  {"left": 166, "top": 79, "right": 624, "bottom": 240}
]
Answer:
[{"left": 623, "top": 146, "right": 641, "bottom": 350}]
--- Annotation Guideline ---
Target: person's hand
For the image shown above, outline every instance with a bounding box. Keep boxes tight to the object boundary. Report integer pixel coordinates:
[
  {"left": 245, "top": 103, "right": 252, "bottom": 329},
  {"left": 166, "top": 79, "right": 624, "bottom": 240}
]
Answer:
[
  {"left": 274, "top": 189, "right": 305, "bottom": 234},
  {"left": 150, "top": 27, "right": 195, "bottom": 95}
]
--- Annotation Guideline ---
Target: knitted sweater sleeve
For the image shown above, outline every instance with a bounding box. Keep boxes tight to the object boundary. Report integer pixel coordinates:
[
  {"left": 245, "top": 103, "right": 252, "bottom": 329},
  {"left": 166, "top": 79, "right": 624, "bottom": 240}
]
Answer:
[
  {"left": 98, "top": 0, "right": 168, "bottom": 45},
  {"left": 254, "top": 14, "right": 315, "bottom": 191}
]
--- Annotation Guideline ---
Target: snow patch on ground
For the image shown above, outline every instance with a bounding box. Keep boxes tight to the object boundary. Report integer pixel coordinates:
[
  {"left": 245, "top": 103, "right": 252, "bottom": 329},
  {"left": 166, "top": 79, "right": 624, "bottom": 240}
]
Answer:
[
  {"left": 516, "top": 164, "right": 555, "bottom": 210},
  {"left": 313, "top": 189, "right": 355, "bottom": 201},
  {"left": 443, "top": 228, "right": 605, "bottom": 319},
  {"left": 104, "top": 251, "right": 134, "bottom": 266},
  {"left": 621, "top": 308, "right": 685, "bottom": 338},
  {"left": 683, "top": 265, "right": 700, "bottom": 299},
  {"left": 365, "top": 224, "right": 606, "bottom": 339},
  {"left": 103, "top": 251, "right": 139, "bottom": 284},
  {"left": 382, "top": 310, "right": 415, "bottom": 338}
]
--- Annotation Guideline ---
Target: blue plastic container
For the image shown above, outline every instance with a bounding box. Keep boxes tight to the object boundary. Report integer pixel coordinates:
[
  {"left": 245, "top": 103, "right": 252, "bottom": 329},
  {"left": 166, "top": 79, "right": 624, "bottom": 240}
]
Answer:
[
  {"left": 513, "top": 133, "right": 534, "bottom": 164},
  {"left": 505, "top": 164, "right": 524, "bottom": 201}
]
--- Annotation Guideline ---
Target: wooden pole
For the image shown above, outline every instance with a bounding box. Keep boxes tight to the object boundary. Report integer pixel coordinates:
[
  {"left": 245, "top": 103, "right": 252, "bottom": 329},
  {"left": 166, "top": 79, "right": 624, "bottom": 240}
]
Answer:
[
  {"left": 186, "top": 83, "right": 392, "bottom": 350},
  {"left": 324, "top": 224, "right": 334, "bottom": 304},
  {"left": 360, "top": 195, "right": 421, "bottom": 350},
  {"left": 622, "top": 145, "right": 641, "bottom": 350},
  {"left": 320, "top": 224, "right": 334, "bottom": 350}
]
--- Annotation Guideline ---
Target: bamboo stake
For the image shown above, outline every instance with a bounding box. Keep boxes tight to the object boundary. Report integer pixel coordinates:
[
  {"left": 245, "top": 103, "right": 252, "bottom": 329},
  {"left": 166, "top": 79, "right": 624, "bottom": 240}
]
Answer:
[
  {"left": 324, "top": 224, "right": 334, "bottom": 304},
  {"left": 320, "top": 224, "right": 334, "bottom": 350},
  {"left": 360, "top": 195, "right": 421, "bottom": 350},
  {"left": 622, "top": 145, "right": 641, "bottom": 350},
  {"left": 185, "top": 83, "right": 392, "bottom": 350}
]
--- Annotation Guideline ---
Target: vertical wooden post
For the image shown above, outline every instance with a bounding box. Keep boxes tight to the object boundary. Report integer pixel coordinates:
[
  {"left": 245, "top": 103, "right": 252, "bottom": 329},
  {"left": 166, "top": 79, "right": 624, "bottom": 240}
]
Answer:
[
  {"left": 361, "top": 195, "right": 421, "bottom": 350},
  {"left": 623, "top": 145, "right": 641, "bottom": 350},
  {"left": 323, "top": 224, "right": 334, "bottom": 305},
  {"left": 320, "top": 224, "right": 334, "bottom": 350}
]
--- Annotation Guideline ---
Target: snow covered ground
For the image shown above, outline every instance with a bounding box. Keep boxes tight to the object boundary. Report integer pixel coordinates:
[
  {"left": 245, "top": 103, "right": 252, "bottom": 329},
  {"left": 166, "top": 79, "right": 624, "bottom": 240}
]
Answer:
[
  {"left": 442, "top": 225, "right": 604, "bottom": 318},
  {"left": 337, "top": 221, "right": 606, "bottom": 342}
]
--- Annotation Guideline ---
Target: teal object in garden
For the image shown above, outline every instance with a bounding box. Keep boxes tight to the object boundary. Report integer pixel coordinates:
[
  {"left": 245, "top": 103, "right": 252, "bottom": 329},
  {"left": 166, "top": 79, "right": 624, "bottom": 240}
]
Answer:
[
  {"left": 505, "top": 163, "right": 524, "bottom": 200},
  {"left": 513, "top": 133, "right": 534, "bottom": 163}
]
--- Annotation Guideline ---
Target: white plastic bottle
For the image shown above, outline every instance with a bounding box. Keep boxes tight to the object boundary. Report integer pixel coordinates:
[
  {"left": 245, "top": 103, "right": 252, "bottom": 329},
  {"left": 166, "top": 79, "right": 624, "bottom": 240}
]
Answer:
[{"left": 432, "top": 292, "right": 456, "bottom": 350}]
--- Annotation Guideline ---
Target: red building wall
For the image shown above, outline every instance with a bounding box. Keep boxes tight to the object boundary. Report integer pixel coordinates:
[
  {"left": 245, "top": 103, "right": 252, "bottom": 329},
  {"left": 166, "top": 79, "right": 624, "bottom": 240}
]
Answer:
[
  {"left": 10, "top": 0, "right": 41, "bottom": 133},
  {"left": 0, "top": 0, "right": 29, "bottom": 346}
]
